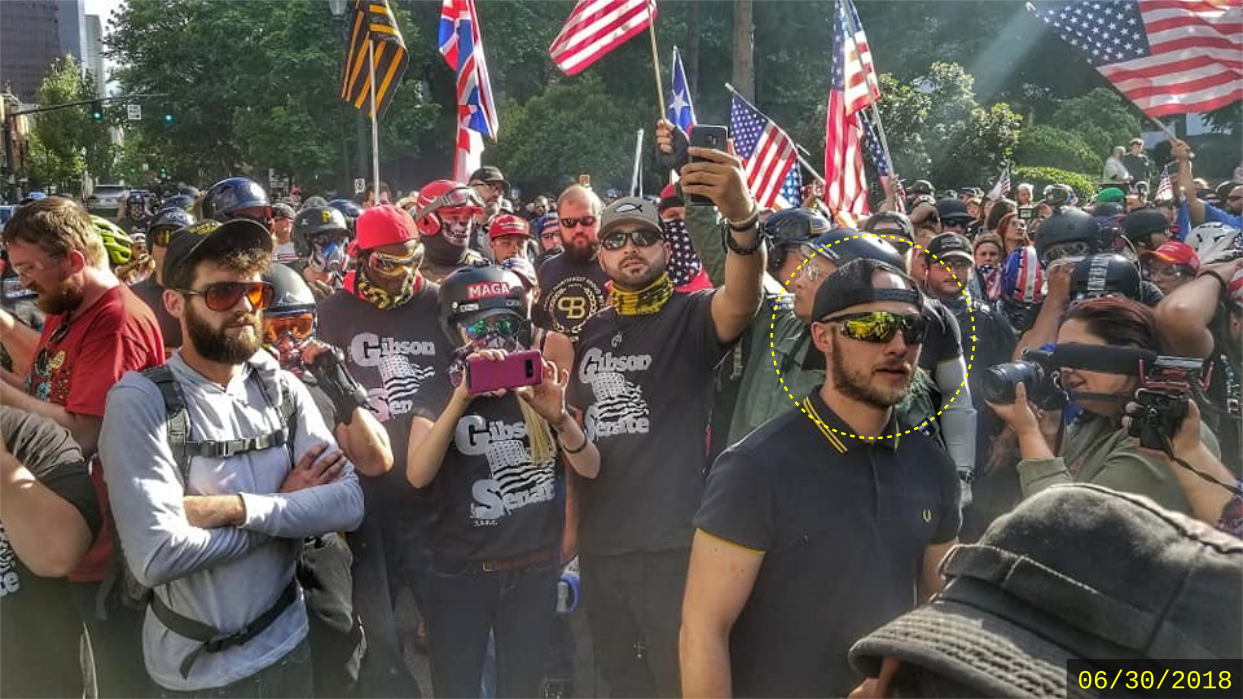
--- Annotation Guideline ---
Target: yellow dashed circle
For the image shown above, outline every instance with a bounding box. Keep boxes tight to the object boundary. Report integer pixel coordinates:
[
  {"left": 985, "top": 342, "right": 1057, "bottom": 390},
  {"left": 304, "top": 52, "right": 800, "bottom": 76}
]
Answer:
[{"left": 770, "top": 233, "right": 976, "bottom": 442}]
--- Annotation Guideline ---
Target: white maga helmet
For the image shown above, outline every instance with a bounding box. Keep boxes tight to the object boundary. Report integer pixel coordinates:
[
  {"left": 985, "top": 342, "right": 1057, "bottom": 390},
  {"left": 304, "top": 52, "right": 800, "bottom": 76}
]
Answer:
[{"left": 1185, "top": 221, "right": 1241, "bottom": 264}]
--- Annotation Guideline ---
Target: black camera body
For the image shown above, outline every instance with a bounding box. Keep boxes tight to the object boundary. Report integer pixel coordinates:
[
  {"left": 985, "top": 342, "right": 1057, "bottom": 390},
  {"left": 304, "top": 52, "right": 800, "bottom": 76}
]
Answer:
[
  {"left": 981, "top": 349, "right": 1067, "bottom": 410},
  {"left": 1126, "top": 356, "right": 1207, "bottom": 451}
]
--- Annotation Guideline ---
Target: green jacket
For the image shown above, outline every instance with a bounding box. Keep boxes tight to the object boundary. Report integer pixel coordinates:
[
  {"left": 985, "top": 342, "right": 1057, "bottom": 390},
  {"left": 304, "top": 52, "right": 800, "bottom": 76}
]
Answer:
[
  {"left": 684, "top": 204, "right": 940, "bottom": 446},
  {"left": 1018, "top": 414, "right": 1220, "bottom": 515}
]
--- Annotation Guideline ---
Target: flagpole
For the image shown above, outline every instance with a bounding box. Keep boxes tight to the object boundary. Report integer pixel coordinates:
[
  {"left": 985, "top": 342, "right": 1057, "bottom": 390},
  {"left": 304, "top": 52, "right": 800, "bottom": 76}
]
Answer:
[
  {"left": 725, "top": 81, "right": 825, "bottom": 183},
  {"left": 368, "top": 39, "right": 381, "bottom": 205},
  {"left": 647, "top": 5, "right": 666, "bottom": 116},
  {"left": 631, "top": 128, "right": 645, "bottom": 197}
]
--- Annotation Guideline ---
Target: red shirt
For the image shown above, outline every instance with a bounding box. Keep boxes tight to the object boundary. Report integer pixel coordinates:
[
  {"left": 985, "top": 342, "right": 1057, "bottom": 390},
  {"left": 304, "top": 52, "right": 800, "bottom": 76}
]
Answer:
[{"left": 24, "top": 284, "right": 164, "bottom": 581}]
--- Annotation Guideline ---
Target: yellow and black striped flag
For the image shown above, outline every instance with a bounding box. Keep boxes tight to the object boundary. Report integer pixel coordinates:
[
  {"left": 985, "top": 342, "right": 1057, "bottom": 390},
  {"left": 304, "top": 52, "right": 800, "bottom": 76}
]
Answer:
[{"left": 339, "top": 0, "right": 409, "bottom": 118}]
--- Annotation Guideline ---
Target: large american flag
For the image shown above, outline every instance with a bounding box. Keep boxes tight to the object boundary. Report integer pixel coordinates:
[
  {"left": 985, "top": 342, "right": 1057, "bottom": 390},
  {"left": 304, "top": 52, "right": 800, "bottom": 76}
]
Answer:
[
  {"left": 730, "top": 93, "right": 801, "bottom": 211},
  {"left": 840, "top": 0, "right": 881, "bottom": 114},
  {"left": 824, "top": 0, "right": 872, "bottom": 217},
  {"left": 549, "top": 0, "right": 657, "bottom": 76},
  {"left": 859, "top": 110, "right": 900, "bottom": 212},
  {"left": 1029, "top": 1, "right": 1243, "bottom": 118},
  {"left": 439, "top": 0, "right": 498, "bottom": 181}
]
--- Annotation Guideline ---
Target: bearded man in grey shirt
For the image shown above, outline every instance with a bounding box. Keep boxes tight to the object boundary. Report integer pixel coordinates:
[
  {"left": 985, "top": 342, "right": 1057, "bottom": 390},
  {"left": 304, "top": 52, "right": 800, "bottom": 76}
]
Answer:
[{"left": 100, "top": 219, "right": 364, "bottom": 696}]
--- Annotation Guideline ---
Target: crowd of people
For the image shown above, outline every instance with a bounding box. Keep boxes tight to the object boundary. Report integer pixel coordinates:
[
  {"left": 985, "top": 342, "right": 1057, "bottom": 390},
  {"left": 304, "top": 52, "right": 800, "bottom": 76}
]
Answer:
[{"left": 0, "top": 119, "right": 1240, "bottom": 699}]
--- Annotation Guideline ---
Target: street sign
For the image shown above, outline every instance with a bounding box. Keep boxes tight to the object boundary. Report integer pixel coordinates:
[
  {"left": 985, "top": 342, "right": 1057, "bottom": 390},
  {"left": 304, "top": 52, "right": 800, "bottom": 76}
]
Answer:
[
  {"left": 127, "top": 104, "right": 142, "bottom": 121},
  {"left": 354, "top": 178, "right": 366, "bottom": 194}
]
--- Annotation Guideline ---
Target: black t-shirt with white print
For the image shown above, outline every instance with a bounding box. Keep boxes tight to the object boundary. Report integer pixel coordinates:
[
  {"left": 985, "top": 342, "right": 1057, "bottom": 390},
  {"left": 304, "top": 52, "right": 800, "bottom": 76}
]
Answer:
[
  {"left": 317, "top": 282, "right": 449, "bottom": 512},
  {"left": 1, "top": 406, "right": 100, "bottom": 699},
  {"left": 568, "top": 290, "right": 729, "bottom": 555},
  {"left": 535, "top": 252, "right": 610, "bottom": 341},
  {"left": 412, "top": 376, "right": 561, "bottom": 562}
]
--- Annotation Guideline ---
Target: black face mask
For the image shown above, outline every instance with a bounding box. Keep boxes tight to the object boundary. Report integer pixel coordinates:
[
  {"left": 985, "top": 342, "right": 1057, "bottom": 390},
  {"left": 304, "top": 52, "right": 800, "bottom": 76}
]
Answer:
[{"left": 423, "top": 228, "right": 471, "bottom": 265}]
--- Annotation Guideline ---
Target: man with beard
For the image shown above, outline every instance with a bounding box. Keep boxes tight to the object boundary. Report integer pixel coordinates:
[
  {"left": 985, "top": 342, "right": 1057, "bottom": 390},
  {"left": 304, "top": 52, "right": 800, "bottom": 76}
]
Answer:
[
  {"left": 99, "top": 219, "right": 364, "bottom": 695},
  {"left": 0, "top": 196, "right": 163, "bottom": 698},
  {"left": 567, "top": 144, "right": 764, "bottom": 698},
  {"left": 410, "top": 180, "right": 487, "bottom": 283},
  {"left": 317, "top": 205, "right": 453, "bottom": 697},
  {"left": 536, "top": 185, "right": 610, "bottom": 341},
  {"left": 681, "top": 259, "right": 960, "bottom": 698}
]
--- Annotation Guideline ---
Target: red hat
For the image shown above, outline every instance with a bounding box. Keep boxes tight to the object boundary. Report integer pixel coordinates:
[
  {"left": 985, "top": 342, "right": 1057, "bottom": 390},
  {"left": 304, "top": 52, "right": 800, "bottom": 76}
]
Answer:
[
  {"left": 356, "top": 205, "right": 419, "bottom": 250},
  {"left": 1140, "top": 241, "right": 1199, "bottom": 273},
  {"left": 488, "top": 213, "right": 529, "bottom": 241},
  {"left": 658, "top": 183, "right": 684, "bottom": 211}
]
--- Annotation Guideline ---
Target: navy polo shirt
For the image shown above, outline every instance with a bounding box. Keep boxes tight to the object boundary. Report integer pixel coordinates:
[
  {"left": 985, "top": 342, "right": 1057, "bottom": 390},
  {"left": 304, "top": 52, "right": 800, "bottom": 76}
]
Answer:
[{"left": 693, "top": 388, "right": 961, "bottom": 698}]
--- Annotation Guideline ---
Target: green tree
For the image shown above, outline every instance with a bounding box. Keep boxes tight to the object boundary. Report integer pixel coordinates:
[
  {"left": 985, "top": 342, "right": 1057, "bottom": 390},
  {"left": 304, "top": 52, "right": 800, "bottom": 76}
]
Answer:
[
  {"left": 1046, "top": 87, "right": 1143, "bottom": 159},
  {"left": 24, "top": 56, "right": 115, "bottom": 190},
  {"left": 108, "top": 0, "right": 438, "bottom": 191},
  {"left": 1014, "top": 124, "right": 1098, "bottom": 174}
]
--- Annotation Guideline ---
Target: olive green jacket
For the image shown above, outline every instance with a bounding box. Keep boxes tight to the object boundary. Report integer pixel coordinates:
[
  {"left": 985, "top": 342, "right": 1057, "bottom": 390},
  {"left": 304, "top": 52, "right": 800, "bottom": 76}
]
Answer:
[{"left": 1018, "top": 414, "right": 1221, "bottom": 515}]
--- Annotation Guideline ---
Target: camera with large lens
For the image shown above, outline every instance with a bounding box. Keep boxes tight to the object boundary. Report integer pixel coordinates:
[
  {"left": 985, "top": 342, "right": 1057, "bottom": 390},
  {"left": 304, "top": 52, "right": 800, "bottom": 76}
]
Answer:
[{"left": 981, "top": 349, "right": 1067, "bottom": 410}]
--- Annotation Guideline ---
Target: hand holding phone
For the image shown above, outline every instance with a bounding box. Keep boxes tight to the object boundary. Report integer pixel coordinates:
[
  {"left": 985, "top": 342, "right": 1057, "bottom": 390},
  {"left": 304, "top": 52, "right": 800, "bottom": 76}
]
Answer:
[
  {"left": 686, "top": 125, "right": 729, "bottom": 206},
  {"left": 466, "top": 349, "right": 543, "bottom": 395}
]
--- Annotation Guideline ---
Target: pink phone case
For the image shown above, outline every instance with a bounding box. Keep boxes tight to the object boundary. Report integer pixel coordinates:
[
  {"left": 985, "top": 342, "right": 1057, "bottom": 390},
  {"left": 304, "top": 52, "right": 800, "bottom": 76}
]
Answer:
[{"left": 467, "top": 350, "right": 543, "bottom": 395}]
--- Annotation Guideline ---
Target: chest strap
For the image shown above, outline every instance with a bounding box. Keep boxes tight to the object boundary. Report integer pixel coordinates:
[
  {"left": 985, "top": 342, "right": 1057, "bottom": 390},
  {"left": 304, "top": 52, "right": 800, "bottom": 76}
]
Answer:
[{"left": 150, "top": 578, "right": 298, "bottom": 679}]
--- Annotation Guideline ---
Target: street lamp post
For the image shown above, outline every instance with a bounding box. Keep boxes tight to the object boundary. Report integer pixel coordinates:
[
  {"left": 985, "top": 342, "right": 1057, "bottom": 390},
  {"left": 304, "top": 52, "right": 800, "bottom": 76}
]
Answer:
[{"left": 327, "top": 0, "right": 360, "bottom": 195}]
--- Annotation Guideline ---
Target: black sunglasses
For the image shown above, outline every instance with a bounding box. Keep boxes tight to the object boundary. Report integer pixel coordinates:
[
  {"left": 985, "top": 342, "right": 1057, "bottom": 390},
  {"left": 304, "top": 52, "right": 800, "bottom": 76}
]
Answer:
[
  {"left": 601, "top": 228, "right": 662, "bottom": 251},
  {"left": 560, "top": 215, "right": 597, "bottom": 229},
  {"left": 180, "top": 281, "right": 275, "bottom": 312}
]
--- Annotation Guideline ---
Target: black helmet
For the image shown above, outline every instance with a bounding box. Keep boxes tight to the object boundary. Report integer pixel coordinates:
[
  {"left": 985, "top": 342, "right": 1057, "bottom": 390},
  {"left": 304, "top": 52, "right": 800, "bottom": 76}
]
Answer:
[
  {"left": 1042, "top": 183, "right": 1076, "bottom": 208},
  {"left": 263, "top": 262, "right": 317, "bottom": 313},
  {"left": 293, "top": 206, "right": 349, "bottom": 256},
  {"left": 437, "top": 265, "right": 527, "bottom": 344},
  {"left": 162, "top": 194, "right": 196, "bottom": 212},
  {"left": 1034, "top": 208, "right": 1103, "bottom": 264},
  {"left": 806, "top": 228, "right": 905, "bottom": 270},
  {"left": 1070, "top": 253, "right": 1142, "bottom": 302},
  {"left": 148, "top": 207, "right": 195, "bottom": 233},
  {"left": 201, "top": 177, "right": 270, "bottom": 221},
  {"left": 909, "top": 179, "right": 934, "bottom": 195},
  {"left": 1091, "top": 202, "right": 1125, "bottom": 218},
  {"left": 761, "top": 208, "right": 832, "bottom": 274},
  {"left": 1122, "top": 208, "right": 1171, "bottom": 243}
]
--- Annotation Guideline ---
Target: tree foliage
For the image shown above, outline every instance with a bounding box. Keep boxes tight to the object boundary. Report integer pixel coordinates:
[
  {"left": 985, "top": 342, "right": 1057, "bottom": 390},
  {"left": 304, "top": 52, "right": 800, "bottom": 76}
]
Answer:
[
  {"left": 1012, "top": 165, "right": 1097, "bottom": 201},
  {"left": 1014, "top": 124, "right": 1099, "bottom": 174},
  {"left": 1046, "top": 87, "right": 1143, "bottom": 158},
  {"left": 24, "top": 56, "right": 115, "bottom": 190}
]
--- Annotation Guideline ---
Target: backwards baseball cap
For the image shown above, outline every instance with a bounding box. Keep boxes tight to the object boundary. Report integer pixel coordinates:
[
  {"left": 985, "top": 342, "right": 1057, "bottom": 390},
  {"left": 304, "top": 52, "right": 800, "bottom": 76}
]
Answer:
[
  {"left": 488, "top": 213, "right": 529, "bottom": 241},
  {"left": 812, "top": 258, "right": 922, "bottom": 322},
  {"left": 598, "top": 197, "right": 663, "bottom": 239},
  {"left": 356, "top": 204, "right": 419, "bottom": 250},
  {"left": 163, "top": 219, "right": 274, "bottom": 289},
  {"left": 1122, "top": 208, "right": 1171, "bottom": 241},
  {"left": 1140, "top": 241, "right": 1199, "bottom": 273},
  {"left": 850, "top": 484, "right": 1243, "bottom": 697},
  {"left": 925, "top": 232, "right": 973, "bottom": 262},
  {"left": 935, "top": 198, "right": 973, "bottom": 224},
  {"left": 272, "top": 202, "right": 296, "bottom": 221}
]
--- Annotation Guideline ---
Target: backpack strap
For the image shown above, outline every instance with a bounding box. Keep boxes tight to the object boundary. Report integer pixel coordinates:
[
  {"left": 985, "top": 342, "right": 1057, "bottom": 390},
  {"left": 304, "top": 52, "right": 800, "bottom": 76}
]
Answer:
[{"left": 142, "top": 364, "right": 193, "bottom": 484}]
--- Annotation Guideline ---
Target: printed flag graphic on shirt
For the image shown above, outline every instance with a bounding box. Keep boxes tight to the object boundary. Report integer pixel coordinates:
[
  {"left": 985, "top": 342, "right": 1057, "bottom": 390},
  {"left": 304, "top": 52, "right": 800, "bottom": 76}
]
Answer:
[
  {"left": 550, "top": 0, "right": 657, "bottom": 76},
  {"left": 340, "top": 0, "right": 409, "bottom": 118},
  {"left": 729, "top": 93, "right": 801, "bottom": 211},
  {"left": 987, "top": 164, "right": 1012, "bottom": 201},
  {"left": 824, "top": 0, "right": 873, "bottom": 217},
  {"left": 1028, "top": 1, "right": 1243, "bottom": 118},
  {"left": 668, "top": 45, "right": 696, "bottom": 132}
]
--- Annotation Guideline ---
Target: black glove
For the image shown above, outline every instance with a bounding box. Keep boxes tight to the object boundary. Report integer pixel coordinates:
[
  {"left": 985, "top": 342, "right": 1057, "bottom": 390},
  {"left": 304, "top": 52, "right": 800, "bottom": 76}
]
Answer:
[
  {"left": 307, "top": 345, "right": 370, "bottom": 426},
  {"left": 657, "top": 124, "right": 691, "bottom": 172}
]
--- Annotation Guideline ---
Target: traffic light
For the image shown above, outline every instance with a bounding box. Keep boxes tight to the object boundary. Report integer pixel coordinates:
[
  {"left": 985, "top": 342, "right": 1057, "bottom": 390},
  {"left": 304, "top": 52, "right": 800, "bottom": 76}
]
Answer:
[
  {"left": 89, "top": 100, "right": 103, "bottom": 122},
  {"left": 163, "top": 111, "right": 174, "bottom": 124},
  {"left": 159, "top": 167, "right": 168, "bottom": 176}
]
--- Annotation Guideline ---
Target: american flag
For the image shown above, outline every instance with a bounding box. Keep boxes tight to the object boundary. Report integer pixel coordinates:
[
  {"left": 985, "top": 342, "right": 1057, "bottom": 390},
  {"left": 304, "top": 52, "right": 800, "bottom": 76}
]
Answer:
[
  {"left": 824, "top": 0, "right": 871, "bottom": 217},
  {"left": 987, "top": 164, "right": 1011, "bottom": 201},
  {"left": 840, "top": 0, "right": 881, "bottom": 114},
  {"left": 439, "top": 0, "right": 497, "bottom": 181},
  {"left": 1028, "top": 1, "right": 1243, "bottom": 118},
  {"left": 1154, "top": 163, "right": 1174, "bottom": 201},
  {"left": 549, "top": 0, "right": 657, "bottom": 76},
  {"left": 859, "top": 110, "right": 900, "bottom": 212},
  {"left": 667, "top": 46, "right": 696, "bottom": 132},
  {"left": 339, "top": 0, "right": 409, "bottom": 118},
  {"left": 729, "top": 93, "right": 801, "bottom": 211}
]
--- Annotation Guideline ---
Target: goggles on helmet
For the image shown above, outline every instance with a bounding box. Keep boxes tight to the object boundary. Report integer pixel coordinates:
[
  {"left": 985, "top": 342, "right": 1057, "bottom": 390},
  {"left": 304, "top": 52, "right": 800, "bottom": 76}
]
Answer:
[
  {"left": 263, "top": 310, "right": 316, "bottom": 346},
  {"left": 416, "top": 186, "right": 483, "bottom": 219}
]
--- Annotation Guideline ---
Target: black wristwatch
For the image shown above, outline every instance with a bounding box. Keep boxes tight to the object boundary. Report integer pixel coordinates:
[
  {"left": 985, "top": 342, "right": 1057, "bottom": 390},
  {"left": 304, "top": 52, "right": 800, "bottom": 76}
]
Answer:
[{"left": 722, "top": 209, "right": 763, "bottom": 256}]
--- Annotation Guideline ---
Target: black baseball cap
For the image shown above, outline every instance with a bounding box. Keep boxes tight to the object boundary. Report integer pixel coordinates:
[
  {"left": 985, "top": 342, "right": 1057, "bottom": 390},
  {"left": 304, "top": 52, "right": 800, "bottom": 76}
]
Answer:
[
  {"left": 925, "top": 232, "right": 974, "bottom": 262},
  {"left": 163, "top": 219, "right": 274, "bottom": 289},
  {"left": 468, "top": 166, "right": 510, "bottom": 192},
  {"left": 850, "top": 485, "right": 1242, "bottom": 696},
  {"left": 935, "top": 198, "right": 973, "bottom": 224},
  {"left": 812, "top": 258, "right": 922, "bottom": 322}
]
